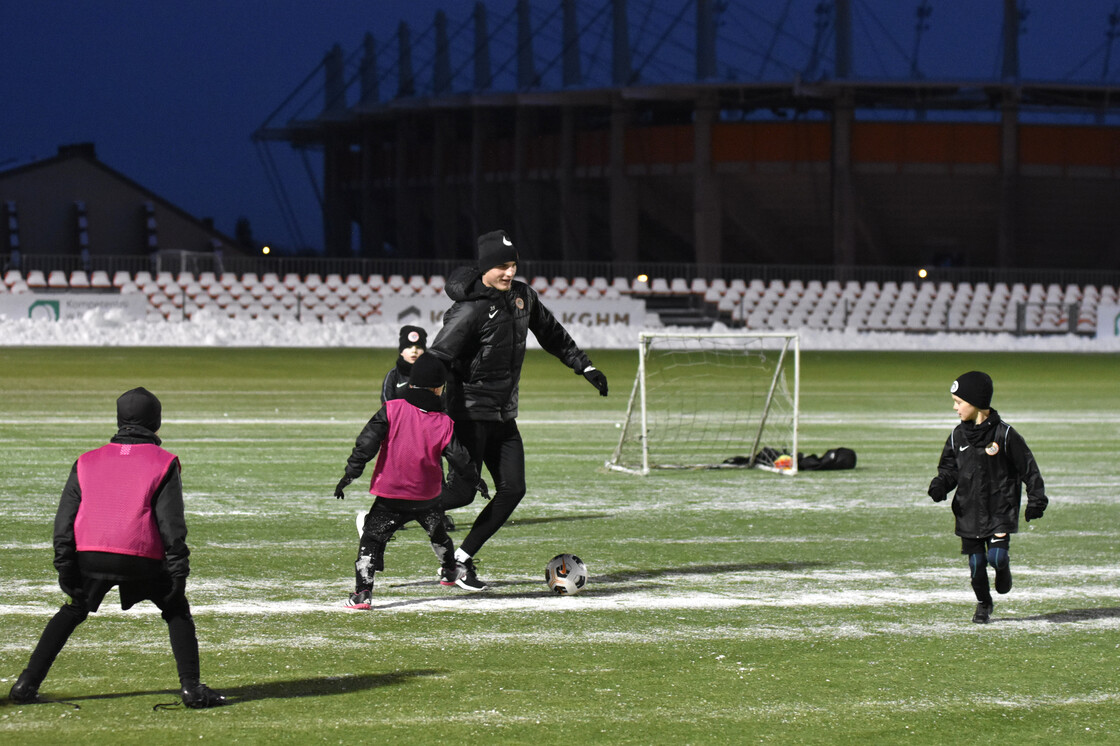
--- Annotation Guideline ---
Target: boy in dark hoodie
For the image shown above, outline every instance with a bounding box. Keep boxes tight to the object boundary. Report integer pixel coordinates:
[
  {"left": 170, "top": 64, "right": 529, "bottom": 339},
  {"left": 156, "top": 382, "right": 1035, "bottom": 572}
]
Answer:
[
  {"left": 381, "top": 325, "right": 427, "bottom": 405},
  {"left": 927, "top": 371, "right": 1049, "bottom": 624},
  {"left": 334, "top": 354, "right": 481, "bottom": 605},
  {"left": 8, "top": 388, "right": 224, "bottom": 709}
]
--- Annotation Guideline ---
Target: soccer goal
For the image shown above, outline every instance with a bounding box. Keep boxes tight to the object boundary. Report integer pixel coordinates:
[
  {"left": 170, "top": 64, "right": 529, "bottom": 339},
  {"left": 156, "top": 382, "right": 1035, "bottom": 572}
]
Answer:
[{"left": 606, "top": 331, "right": 799, "bottom": 475}]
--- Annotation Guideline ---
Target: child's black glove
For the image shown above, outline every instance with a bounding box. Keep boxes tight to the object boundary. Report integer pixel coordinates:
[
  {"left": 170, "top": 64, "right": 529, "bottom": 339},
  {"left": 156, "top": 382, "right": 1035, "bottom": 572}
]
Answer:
[
  {"left": 334, "top": 475, "right": 353, "bottom": 499},
  {"left": 927, "top": 480, "right": 947, "bottom": 502},
  {"left": 58, "top": 573, "right": 84, "bottom": 601},
  {"left": 163, "top": 576, "right": 186, "bottom": 605},
  {"left": 1024, "top": 503, "right": 1046, "bottom": 521},
  {"left": 582, "top": 366, "right": 609, "bottom": 397},
  {"left": 477, "top": 480, "right": 491, "bottom": 500}
]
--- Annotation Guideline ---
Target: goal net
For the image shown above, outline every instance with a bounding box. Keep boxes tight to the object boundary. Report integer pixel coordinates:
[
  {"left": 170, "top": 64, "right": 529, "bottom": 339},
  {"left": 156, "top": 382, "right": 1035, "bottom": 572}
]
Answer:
[{"left": 606, "top": 332, "right": 799, "bottom": 475}]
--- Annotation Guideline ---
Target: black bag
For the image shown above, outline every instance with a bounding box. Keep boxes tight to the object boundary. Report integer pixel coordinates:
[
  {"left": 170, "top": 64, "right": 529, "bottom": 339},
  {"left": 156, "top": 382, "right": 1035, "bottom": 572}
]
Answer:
[{"left": 797, "top": 447, "right": 857, "bottom": 471}]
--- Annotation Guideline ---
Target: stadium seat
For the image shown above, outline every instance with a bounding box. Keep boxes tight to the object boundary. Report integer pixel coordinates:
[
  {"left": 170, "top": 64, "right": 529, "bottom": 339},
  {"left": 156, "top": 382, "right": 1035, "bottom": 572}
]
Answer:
[
  {"left": 569, "top": 277, "right": 590, "bottom": 296},
  {"left": 669, "top": 277, "right": 690, "bottom": 294},
  {"left": 26, "top": 270, "right": 47, "bottom": 288},
  {"left": 69, "top": 270, "right": 90, "bottom": 289},
  {"left": 428, "top": 274, "right": 446, "bottom": 294},
  {"left": 3, "top": 269, "right": 22, "bottom": 287},
  {"left": 89, "top": 270, "right": 112, "bottom": 289},
  {"left": 689, "top": 277, "right": 708, "bottom": 295},
  {"left": 386, "top": 274, "right": 406, "bottom": 293},
  {"left": 47, "top": 270, "right": 68, "bottom": 288},
  {"left": 551, "top": 276, "right": 570, "bottom": 294}
]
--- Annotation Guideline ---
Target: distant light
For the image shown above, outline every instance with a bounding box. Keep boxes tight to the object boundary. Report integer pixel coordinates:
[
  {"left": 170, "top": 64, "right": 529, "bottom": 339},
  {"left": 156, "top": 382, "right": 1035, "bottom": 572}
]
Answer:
[
  {"left": 636, "top": 273, "right": 648, "bottom": 283},
  {"left": 262, "top": 246, "right": 271, "bottom": 255},
  {"left": 917, "top": 268, "right": 927, "bottom": 279}
]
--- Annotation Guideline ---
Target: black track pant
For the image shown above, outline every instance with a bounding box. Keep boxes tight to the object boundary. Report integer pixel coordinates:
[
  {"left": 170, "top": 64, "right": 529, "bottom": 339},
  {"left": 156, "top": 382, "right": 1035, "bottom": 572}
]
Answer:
[
  {"left": 19, "top": 576, "right": 200, "bottom": 688},
  {"left": 439, "top": 418, "right": 527, "bottom": 557},
  {"left": 355, "top": 496, "right": 456, "bottom": 590}
]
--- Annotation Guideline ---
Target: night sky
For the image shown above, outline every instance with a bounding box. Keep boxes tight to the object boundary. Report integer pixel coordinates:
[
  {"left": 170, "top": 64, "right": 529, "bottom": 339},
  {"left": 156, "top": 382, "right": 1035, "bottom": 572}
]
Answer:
[{"left": 3, "top": 1, "right": 1118, "bottom": 254}]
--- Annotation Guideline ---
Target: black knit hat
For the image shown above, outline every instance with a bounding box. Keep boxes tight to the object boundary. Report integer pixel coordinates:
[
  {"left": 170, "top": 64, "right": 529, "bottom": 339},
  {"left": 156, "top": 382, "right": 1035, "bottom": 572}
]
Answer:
[
  {"left": 398, "top": 325, "right": 427, "bottom": 352},
  {"left": 409, "top": 353, "right": 446, "bottom": 389},
  {"left": 951, "top": 371, "right": 993, "bottom": 409},
  {"left": 477, "top": 229, "right": 519, "bottom": 271},
  {"left": 117, "top": 387, "right": 162, "bottom": 432}
]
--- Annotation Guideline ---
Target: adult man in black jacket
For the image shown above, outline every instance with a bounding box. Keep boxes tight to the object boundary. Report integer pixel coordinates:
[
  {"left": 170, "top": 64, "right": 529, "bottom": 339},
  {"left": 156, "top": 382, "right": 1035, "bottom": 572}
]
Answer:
[
  {"left": 427, "top": 229, "right": 608, "bottom": 589},
  {"left": 928, "top": 371, "right": 1048, "bottom": 623}
]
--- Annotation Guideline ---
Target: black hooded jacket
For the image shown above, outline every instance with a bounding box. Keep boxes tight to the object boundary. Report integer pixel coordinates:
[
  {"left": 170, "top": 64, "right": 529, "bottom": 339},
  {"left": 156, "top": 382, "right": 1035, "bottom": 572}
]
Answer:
[
  {"left": 929, "top": 410, "right": 1048, "bottom": 538},
  {"left": 427, "top": 266, "right": 592, "bottom": 422},
  {"left": 53, "top": 426, "right": 190, "bottom": 582}
]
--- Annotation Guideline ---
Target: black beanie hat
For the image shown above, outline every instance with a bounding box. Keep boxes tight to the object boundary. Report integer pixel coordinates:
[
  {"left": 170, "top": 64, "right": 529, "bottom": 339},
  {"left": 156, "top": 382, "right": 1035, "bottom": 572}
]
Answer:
[
  {"left": 951, "top": 371, "right": 993, "bottom": 409},
  {"left": 117, "top": 387, "right": 162, "bottom": 432},
  {"left": 398, "top": 325, "right": 427, "bottom": 352},
  {"left": 409, "top": 353, "right": 446, "bottom": 389},
  {"left": 477, "top": 229, "right": 519, "bottom": 271}
]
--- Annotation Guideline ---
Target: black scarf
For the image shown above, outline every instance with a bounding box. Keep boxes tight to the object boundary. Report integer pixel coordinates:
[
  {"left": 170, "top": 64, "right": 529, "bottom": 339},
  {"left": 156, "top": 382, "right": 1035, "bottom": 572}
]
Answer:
[{"left": 962, "top": 408, "right": 1001, "bottom": 447}]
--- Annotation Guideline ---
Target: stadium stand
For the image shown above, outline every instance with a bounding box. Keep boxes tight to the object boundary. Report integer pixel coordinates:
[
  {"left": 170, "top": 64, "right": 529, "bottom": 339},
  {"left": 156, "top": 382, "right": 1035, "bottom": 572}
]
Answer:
[{"left": 4, "top": 267, "right": 1114, "bottom": 333}]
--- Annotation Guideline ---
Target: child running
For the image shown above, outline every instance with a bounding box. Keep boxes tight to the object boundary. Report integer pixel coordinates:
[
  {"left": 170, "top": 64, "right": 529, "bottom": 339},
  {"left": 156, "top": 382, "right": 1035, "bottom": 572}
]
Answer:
[
  {"left": 927, "top": 370, "right": 1049, "bottom": 624},
  {"left": 334, "top": 353, "right": 486, "bottom": 608}
]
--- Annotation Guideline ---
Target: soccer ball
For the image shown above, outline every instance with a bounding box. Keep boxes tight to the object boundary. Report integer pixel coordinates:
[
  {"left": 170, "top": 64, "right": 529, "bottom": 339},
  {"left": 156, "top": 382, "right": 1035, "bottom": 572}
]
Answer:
[{"left": 545, "top": 553, "right": 588, "bottom": 595}]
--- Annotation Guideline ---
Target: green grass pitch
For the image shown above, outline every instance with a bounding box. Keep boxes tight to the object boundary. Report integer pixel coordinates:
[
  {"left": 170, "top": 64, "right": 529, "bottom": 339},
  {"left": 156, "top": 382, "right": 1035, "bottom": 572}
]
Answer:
[{"left": 1, "top": 346, "right": 1118, "bottom": 744}]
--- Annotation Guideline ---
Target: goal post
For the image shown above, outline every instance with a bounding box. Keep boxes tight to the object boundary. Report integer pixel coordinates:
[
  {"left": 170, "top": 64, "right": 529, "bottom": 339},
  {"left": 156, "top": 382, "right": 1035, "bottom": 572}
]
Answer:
[{"left": 606, "top": 331, "right": 800, "bottom": 475}]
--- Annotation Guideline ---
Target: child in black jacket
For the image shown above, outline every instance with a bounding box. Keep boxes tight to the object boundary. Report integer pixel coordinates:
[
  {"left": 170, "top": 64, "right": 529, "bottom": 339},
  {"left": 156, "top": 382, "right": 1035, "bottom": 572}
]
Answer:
[
  {"left": 8, "top": 388, "right": 224, "bottom": 708},
  {"left": 927, "top": 371, "right": 1049, "bottom": 624}
]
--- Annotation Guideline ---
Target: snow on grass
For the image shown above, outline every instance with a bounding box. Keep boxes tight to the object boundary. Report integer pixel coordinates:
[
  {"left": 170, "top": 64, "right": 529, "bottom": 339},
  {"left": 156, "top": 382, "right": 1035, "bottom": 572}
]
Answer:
[{"left": 4, "top": 314, "right": 1120, "bottom": 352}]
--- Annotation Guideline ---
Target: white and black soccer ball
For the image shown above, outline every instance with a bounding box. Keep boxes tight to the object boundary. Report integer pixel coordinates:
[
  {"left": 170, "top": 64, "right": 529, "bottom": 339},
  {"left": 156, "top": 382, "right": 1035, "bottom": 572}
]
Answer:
[{"left": 545, "top": 553, "right": 588, "bottom": 595}]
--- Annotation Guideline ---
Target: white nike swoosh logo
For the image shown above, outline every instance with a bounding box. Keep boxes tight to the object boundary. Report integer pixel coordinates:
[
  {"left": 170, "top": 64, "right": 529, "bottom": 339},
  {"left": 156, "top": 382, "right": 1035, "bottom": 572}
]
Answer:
[
  {"left": 396, "top": 382, "right": 409, "bottom": 388},
  {"left": 488, "top": 309, "right": 499, "bottom": 319},
  {"left": 503, "top": 237, "right": 513, "bottom": 245},
  {"left": 959, "top": 446, "right": 969, "bottom": 451}
]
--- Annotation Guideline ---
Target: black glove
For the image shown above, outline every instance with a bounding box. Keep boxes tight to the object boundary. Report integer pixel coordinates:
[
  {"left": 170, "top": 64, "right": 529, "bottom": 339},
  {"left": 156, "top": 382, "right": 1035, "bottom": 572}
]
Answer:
[
  {"left": 927, "top": 480, "right": 947, "bottom": 502},
  {"left": 477, "top": 480, "right": 490, "bottom": 500},
  {"left": 58, "top": 574, "right": 84, "bottom": 601},
  {"left": 1024, "top": 503, "right": 1045, "bottom": 522},
  {"left": 163, "top": 576, "right": 186, "bottom": 605},
  {"left": 582, "top": 366, "right": 608, "bottom": 397},
  {"left": 334, "top": 475, "right": 353, "bottom": 499}
]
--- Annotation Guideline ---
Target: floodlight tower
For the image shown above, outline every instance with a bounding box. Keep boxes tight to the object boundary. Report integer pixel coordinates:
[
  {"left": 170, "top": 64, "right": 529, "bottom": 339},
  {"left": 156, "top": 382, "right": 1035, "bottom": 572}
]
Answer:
[
  {"left": 910, "top": 0, "right": 933, "bottom": 79},
  {"left": 1103, "top": 4, "right": 1120, "bottom": 80}
]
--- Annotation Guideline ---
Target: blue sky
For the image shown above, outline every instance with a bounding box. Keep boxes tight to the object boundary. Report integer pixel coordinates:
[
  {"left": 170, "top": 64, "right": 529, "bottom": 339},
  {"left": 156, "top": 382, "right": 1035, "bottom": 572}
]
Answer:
[{"left": 3, "top": 1, "right": 1119, "bottom": 254}]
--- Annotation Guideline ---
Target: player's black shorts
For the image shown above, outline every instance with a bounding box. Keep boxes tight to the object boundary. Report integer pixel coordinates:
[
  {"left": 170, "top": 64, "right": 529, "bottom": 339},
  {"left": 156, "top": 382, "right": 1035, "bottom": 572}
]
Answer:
[{"left": 960, "top": 533, "right": 1011, "bottom": 555}]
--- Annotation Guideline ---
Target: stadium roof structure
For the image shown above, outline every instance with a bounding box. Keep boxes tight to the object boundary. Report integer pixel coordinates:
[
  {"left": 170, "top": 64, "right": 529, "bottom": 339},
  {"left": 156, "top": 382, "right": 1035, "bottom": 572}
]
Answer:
[{"left": 253, "top": 0, "right": 1120, "bottom": 268}]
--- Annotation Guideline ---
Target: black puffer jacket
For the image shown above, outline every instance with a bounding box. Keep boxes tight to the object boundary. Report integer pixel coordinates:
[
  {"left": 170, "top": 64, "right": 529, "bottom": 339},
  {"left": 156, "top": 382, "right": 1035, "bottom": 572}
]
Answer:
[
  {"left": 428, "top": 266, "right": 592, "bottom": 422},
  {"left": 929, "top": 410, "right": 1048, "bottom": 538}
]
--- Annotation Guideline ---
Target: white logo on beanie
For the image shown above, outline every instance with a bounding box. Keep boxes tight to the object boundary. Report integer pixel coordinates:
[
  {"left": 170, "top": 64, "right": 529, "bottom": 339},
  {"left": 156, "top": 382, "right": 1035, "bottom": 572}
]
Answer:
[
  {"left": 408, "top": 331, "right": 420, "bottom": 343},
  {"left": 950, "top": 381, "right": 959, "bottom": 393},
  {"left": 503, "top": 236, "right": 513, "bottom": 246}
]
